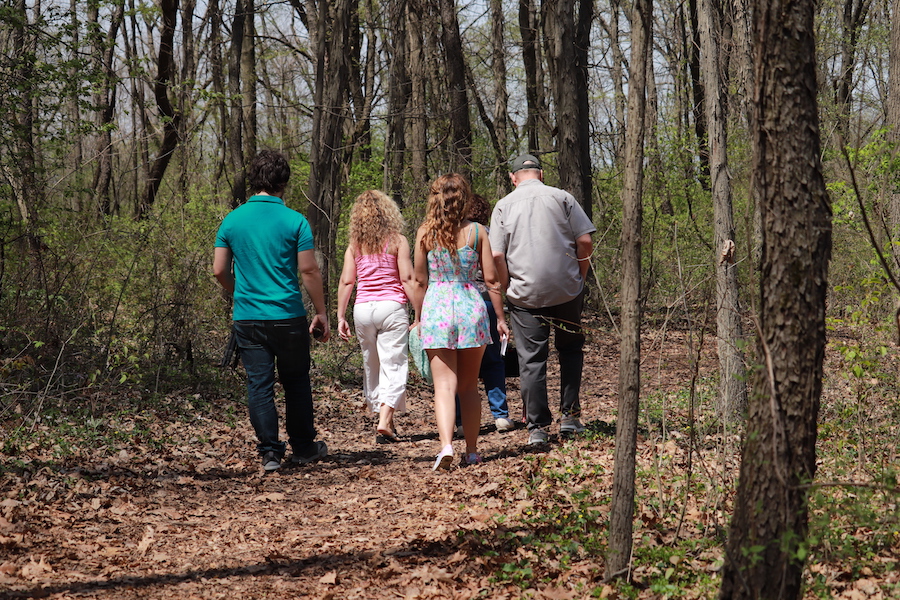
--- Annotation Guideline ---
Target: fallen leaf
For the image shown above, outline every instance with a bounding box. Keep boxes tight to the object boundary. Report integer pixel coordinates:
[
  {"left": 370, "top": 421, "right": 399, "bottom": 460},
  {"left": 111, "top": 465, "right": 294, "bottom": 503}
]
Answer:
[{"left": 319, "top": 570, "right": 337, "bottom": 584}]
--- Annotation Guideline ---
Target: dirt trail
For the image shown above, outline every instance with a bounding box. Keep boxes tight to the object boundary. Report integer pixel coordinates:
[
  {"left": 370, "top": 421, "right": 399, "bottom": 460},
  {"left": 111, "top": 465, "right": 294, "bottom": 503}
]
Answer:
[{"left": 0, "top": 326, "right": 699, "bottom": 599}]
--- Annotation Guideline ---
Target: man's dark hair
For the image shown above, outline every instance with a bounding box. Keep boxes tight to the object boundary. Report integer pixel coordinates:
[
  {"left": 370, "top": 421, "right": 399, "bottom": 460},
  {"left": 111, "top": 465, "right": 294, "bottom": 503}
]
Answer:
[{"left": 248, "top": 150, "right": 291, "bottom": 195}]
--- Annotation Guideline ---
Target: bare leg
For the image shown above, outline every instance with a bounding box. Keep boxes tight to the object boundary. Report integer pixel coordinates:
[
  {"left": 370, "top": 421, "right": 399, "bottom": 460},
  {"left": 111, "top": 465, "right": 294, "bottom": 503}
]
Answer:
[
  {"left": 457, "top": 346, "right": 487, "bottom": 455},
  {"left": 428, "top": 349, "right": 458, "bottom": 450},
  {"left": 377, "top": 404, "right": 396, "bottom": 437}
]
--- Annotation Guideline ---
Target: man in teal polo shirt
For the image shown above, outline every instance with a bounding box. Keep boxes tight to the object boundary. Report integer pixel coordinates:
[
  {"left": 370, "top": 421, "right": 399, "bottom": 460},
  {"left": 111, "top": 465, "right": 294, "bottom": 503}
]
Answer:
[{"left": 214, "top": 150, "right": 330, "bottom": 471}]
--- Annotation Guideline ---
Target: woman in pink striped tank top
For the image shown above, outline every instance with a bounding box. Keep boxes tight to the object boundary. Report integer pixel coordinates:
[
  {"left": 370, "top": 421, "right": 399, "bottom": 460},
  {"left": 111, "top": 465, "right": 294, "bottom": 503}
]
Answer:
[{"left": 337, "top": 190, "right": 416, "bottom": 442}]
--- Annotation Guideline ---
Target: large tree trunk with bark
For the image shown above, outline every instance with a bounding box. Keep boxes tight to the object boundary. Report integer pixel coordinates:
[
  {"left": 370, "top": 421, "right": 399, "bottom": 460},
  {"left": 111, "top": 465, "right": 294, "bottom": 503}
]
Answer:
[
  {"left": 699, "top": 0, "right": 747, "bottom": 422},
  {"left": 491, "top": 0, "right": 509, "bottom": 196},
  {"left": 438, "top": 0, "right": 472, "bottom": 176},
  {"left": 519, "top": 0, "right": 547, "bottom": 155},
  {"left": 308, "top": 0, "right": 353, "bottom": 297},
  {"left": 407, "top": 0, "right": 428, "bottom": 194},
  {"left": 718, "top": 0, "right": 831, "bottom": 594},
  {"left": 543, "top": 0, "right": 593, "bottom": 218},
  {"left": 607, "top": 0, "right": 651, "bottom": 579},
  {"left": 385, "top": 0, "right": 410, "bottom": 205}
]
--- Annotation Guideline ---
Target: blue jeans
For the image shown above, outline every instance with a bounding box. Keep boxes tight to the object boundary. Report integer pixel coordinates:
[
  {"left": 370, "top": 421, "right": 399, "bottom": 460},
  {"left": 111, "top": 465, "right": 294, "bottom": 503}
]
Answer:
[
  {"left": 509, "top": 292, "right": 585, "bottom": 430},
  {"left": 480, "top": 298, "right": 509, "bottom": 419},
  {"left": 233, "top": 317, "right": 317, "bottom": 458},
  {"left": 456, "top": 297, "right": 509, "bottom": 424}
]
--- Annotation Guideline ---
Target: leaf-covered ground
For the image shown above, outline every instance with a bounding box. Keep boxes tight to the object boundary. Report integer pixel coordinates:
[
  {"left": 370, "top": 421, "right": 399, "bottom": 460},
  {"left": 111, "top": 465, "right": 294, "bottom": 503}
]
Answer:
[{"left": 1, "top": 320, "right": 898, "bottom": 599}]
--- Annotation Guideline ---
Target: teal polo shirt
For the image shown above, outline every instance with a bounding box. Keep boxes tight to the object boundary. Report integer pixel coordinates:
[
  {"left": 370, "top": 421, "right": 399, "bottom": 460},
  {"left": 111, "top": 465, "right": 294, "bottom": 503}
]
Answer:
[{"left": 215, "top": 195, "right": 314, "bottom": 320}]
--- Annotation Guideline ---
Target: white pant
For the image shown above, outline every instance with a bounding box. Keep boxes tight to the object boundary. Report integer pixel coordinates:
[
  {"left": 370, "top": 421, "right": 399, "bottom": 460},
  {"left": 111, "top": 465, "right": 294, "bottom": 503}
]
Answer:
[{"left": 353, "top": 300, "right": 409, "bottom": 414}]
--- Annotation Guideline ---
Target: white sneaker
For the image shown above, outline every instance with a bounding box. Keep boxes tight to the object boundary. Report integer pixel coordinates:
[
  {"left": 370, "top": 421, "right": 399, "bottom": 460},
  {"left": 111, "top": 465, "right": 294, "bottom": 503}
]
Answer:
[
  {"left": 495, "top": 417, "right": 515, "bottom": 432},
  {"left": 527, "top": 427, "right": 549, "bottom": 445},
  {"left": 560, "top": 415, "right": 585, "bottom": 435}
]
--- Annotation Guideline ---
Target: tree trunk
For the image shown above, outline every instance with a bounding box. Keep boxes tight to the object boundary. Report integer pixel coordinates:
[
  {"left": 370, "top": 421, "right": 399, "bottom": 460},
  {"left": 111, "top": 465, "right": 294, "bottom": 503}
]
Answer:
[
  {"left": 407, "top": 0, "right": 428, "bottom": 193},
  {"left": 889, "top": 0, "right": 900, "bottom": 239},
  {"left": 139, "top": 0, "right": 181, "bottom": 218},
  {"left": 543, "top": 0, "right": 593, "bottom": 218},
  {"left": 491, "top": 0, "right": 509, "bottom": 196},
  {"left": 228, "top": 0, "right": 247, "bottom": 207},
  {"left": 7, "top": 0, "right": 39, "bottom": 250},
  {"left": 385, "top": 0, "right": 410, "bottom": 205},
  {"left": 68, "top": 0, "right": 82, "bottom": 212},
  {"left": 834, "top": 0, "right": 872, "bottom": 137},
  {"left": 207, "top": 0, "right": 227, "bottom": 197},
  {"left": 438, "top": 0, "right": 472, "bottom": 176},
  {"left": 699, "top": 0, "right": 747, "bottom": 422},
  {"left": 598, "top": 0, "right": 626, "bottom": 166},
  {"left": 308, "top": 0, "right": 353, "bottom": 298},
  {"left": 241, "top": 0, "right": 257, "bottom": 162},
  {"left": 607, "top": 0, "right": 651, "bottom": 579},
  {"left": 519, "top": 0, "right": 546, "bottom": 155},
  {"left": 90, "top": 0, "right": 125, "bottom": 216},
  {"left": 688, "top": 0, "right": 710, "bottom": 188},
  {"left": 718, "top": 0, "right": 831, "bottom": 594}
]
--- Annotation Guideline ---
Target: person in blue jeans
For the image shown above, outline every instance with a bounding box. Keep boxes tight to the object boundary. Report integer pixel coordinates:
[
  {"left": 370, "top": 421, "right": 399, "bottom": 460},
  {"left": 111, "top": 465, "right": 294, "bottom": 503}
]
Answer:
[
  {"left": 213, "top": 150, "right": 330, "bottom": 472},
  {"left": 455, "top": 194, "right": 514, "bottom": 434}
]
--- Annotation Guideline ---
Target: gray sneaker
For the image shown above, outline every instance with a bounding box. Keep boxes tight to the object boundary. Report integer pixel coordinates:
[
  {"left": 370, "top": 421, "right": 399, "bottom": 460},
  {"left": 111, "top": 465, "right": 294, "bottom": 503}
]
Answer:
[
  {"left": 262, "top": 451, "right": 281, "bottom": 472},
  {"left": 527, "top": 427, "right": 549, "bottom": 445},
  {"left": 291, "top": 441, "right": 328, "bottom": 464},
  {"left": 560, "top": 415, "right": 586, "bottom": 435}
]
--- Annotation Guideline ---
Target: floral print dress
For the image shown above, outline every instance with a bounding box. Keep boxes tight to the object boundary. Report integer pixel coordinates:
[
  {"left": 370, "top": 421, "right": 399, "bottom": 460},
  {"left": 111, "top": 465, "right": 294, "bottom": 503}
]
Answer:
[{"left": 420, "top": 226, "right": 490, "bottom": 350}]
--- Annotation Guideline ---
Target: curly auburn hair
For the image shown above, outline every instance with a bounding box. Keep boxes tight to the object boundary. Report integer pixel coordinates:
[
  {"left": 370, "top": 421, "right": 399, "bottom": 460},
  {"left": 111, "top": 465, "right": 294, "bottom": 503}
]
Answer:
[
  {"left": 348, "top": 190, "right": 405, "bottom": 255},
  {"left": 467, "top": 194, "right": 491, "bottom": 226},
  {"left": 420, "top": 173, "right": 472, "bottom": 254}
]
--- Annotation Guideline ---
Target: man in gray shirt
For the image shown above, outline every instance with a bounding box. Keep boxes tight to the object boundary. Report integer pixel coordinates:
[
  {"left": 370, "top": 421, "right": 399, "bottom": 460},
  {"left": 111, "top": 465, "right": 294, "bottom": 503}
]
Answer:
[{"left": 489, "top": 154, "right": 595, "bottom": 445}]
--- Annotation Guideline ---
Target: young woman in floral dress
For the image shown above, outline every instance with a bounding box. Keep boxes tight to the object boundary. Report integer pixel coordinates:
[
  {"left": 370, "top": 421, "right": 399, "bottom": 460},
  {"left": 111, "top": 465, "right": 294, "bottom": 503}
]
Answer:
[{"left": 411, "top": 174, "right": 509, "bottom": 470}]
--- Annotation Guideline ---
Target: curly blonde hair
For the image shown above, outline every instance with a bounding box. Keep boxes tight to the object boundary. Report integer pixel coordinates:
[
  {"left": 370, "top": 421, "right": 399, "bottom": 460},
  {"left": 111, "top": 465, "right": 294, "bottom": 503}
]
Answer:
[
  {"left": 420, "top": 173, "right": 472, "bottom": 254},
  {"left": 348, "top": 190, "right": 405, "bottom": 255}
]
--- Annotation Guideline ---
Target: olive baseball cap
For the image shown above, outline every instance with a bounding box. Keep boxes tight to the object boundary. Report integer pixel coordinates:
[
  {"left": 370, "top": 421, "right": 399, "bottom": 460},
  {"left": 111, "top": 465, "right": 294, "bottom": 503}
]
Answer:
[{"left": 510, "top": 153, "right": 542, "bottom": 173}]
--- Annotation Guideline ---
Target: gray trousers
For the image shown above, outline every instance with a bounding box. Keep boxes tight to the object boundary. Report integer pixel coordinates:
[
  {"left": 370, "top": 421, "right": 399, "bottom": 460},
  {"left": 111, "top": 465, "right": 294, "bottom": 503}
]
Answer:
[{"left": 509, "top": 292, "right": 585, "bottom": 430}]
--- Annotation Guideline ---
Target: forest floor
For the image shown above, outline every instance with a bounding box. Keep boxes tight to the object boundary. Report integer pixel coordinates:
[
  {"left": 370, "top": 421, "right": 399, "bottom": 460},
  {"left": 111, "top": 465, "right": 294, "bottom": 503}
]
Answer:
[{"left": 0, "top": 316, "right": 898, "bottom": 599}]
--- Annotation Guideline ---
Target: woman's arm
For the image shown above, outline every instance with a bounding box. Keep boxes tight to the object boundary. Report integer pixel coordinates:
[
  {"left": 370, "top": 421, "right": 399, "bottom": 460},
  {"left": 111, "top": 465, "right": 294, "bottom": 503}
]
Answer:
[
  {"left": 411, "top": 227, "right": 429, "bottom": 325},
  {"left": 396, "top": 234, "right": 417, "bottom": 306},
  {"left": 336, "top": 245, "right": 357, "bottom": 341},
  {"left": 479, "top": 233, "right": 509, "bottom": 341}
]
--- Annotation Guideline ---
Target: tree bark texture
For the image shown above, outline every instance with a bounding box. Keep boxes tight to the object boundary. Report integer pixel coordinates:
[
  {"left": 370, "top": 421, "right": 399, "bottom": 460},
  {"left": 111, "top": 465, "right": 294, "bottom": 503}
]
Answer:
[
  {"left": 228, "top": 0, "right": 247, "bottom": 207},
  {"left": 688, "top": 0, "right": 710, "bottom": 187},
  {"left": 438, "top": 0, "right": 472, "bottom": 177},
  {"left": 385, "top": 0, "right": 410, "bottom": 205},
  {"left": 308, "top": 0, "right": 353, "bottom": 297},
  {"left": 699, "top": 0, "right": 747, "bottom": 422},
  {"left": 889, "top": 0, "right": 900, "bottom": 239},
  {"left": 543, "top": 0, "right": 593, "bottom": 218},
  {"left": 491, "top": 0, "right": 509, "bottom": 196},
  {"left": 407, "top": 0, "right": 428, "bottom": 194},
  {"left": 519, "top": 0, "right": 546, "bottom": 155},
  {"left": 607, "top": 0, "right": 651, "bottom": 579},
  {"left": 718, "top": 0, "right": 831, "bottom": 595},
  {"left": 241, "top": 0, "right": 257, "bottom": 162}
]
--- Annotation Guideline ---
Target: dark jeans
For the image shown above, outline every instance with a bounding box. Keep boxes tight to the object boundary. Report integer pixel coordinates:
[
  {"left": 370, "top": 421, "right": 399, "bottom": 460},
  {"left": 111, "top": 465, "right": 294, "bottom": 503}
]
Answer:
[
  {"left": 233, "top": 317, "right": 317, "bottom": 458},
  {"left": 509, "top": 292, "right": 585, "bottom": 430}
]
